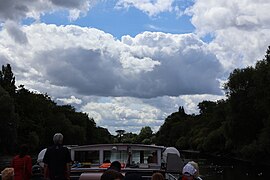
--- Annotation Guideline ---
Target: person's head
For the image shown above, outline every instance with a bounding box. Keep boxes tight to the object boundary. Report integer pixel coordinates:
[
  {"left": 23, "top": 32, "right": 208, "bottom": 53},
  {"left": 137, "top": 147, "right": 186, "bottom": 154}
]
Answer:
[
  {"left": 19, "top": 144, "right": 28, "bottom": 158},
  {"left": 32, "top": 165, "right": 42, "bottom": 176},
  {"left": 188, "top": 161, "right": 199, "bottom": 178},
  {"left": 53, "top": 133, "right": 63, "bottom": 145},
  {"left": 100, "top": 170, "right": 124, "bottom": 180},
  {"left": 108, "top": 161, "right": 121, "bottom": 172},
  {"left": 1, "top": 168, "right": 14, "bottom": 180},
  {"left": 151, "top": 173, "right": 164, "bottom": 180},
  {"left": 182, "top": 161, "right": 199, "bottom": 180},
  {"left": 124, "top": 173, "right": 142, "bottom": 180}
]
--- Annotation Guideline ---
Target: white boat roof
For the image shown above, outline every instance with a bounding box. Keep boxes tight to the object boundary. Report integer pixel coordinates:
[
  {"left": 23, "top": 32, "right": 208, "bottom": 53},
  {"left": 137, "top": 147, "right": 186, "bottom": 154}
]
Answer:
[{"left": 68, "top": 144, "right": 166, "bottom": 150}]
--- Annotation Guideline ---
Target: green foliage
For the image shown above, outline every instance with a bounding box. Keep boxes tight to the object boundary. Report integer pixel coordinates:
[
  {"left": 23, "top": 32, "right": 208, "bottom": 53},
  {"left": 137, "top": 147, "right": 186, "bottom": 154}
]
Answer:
[
  {"left": 0, "top": 86, "right": 18, "bottom": 153},
  {"left": 0, "top": 64, "right": 16, "bottom": 95}
]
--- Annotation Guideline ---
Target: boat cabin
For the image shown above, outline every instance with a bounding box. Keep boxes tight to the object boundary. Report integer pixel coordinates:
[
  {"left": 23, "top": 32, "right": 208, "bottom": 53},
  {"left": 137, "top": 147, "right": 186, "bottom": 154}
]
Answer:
[{"left": 68, "top": 144, "right": 183, "bottom": 180}]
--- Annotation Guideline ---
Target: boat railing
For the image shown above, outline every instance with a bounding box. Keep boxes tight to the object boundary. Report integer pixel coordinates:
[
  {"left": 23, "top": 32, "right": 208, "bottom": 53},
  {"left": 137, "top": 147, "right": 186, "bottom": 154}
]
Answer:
[{"left": 166, "top": 173, "right": 179, "bottom": 180}]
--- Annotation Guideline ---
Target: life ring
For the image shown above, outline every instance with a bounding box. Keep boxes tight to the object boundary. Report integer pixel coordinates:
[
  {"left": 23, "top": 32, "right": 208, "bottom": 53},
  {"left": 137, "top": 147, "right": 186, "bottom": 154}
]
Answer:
[{"left": 99, "top": 163, "right": 111, "bottom": 168}]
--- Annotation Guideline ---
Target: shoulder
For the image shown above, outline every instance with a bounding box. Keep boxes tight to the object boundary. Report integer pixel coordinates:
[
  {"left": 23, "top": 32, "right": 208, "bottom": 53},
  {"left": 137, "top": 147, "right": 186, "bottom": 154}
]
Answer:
[{"left": 12, "top": 155, "right": 19, "bottom": 160}]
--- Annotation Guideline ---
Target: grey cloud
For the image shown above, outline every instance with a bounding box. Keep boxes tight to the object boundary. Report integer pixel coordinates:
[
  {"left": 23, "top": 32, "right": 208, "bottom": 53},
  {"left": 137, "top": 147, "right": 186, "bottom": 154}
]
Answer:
[
  {"left": 0, "top": 0, "right": 91, "bottom": 22},
  {"left": 50, "top": 0, "right": 87, "bottom": 8},
  {"left": 0, "top": 0, "right": 29, "bottom": 21},
  {"left": 34, "top": 47, "right": 123, "bottom": 96},
  {"left": 4, "top": 21, "right": 28, "bottom": 44},
  {"left": 30, "top": 29, "right": 222, "bottom": 98}
]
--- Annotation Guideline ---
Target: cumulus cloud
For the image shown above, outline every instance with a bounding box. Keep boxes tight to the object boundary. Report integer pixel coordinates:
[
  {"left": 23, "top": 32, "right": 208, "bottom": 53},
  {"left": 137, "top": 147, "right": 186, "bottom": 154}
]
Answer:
[
  {"left": 81, "top": 97, "right": 165, "bottom": 133},
  {"left": 187, "top": 0, "right": 270, "bottom": 70},
  {"left": 0, "top": 24, "right": 223, "bottom": 98}
]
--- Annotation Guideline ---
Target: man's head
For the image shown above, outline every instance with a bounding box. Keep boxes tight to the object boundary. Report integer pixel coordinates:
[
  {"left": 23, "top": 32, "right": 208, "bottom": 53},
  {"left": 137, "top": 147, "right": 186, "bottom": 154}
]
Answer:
[
  {"left": 32, "top": 165, "right": 42, "bottom": 175},
  {"left": 53, "top": 133, "right": 63, "bottom": 145},
  {"left": 101, "top": 170, "right": 123, "bottom": 180},
  {"left": 108, "top": 161, "right": 121, "bottom": 172}
]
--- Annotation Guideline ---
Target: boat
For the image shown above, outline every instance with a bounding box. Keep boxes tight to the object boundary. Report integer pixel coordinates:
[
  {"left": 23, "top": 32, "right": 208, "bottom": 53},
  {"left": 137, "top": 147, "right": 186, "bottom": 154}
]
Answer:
[{"left": 66, "top": 144, "right": 184, "bottom": 180}]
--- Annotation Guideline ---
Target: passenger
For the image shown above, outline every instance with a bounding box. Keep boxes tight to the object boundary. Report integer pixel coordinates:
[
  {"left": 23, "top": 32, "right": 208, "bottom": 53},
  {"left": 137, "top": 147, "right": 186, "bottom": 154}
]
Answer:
[
  {"left": 31, "top": 165, "right": 45, "bottom": 180},
  {"left": 151, "top": 172, "right": 164, "bottom": 180},
  {"left": 107, "top": 161, "right": 121, "bottom": 172},
  {"left": 11, "top": 144, "right": 32, "bottom": 180},
  {"left": 43, "top": 133, "right": 72, "bottom": 180},
  {"left": 147, "top": 152, "right": 157, "bottom": 163},
  {"left": 181, "top": 161, "right": 202, "bottom": 180},
  {"left": 124, "top": 173, "right": 142, "bottom": 180},
  {"left": 1, "top": 168, "right": 14, "bottom": 180},
  {"left": 100, "top": 170, "right": 124, "bottom": 180}
]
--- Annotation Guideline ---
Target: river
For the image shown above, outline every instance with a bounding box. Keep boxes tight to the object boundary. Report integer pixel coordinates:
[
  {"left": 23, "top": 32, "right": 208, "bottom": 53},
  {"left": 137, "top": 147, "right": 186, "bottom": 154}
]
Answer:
[{"left": 181, "top": 152, "right": 269, "bottom": 180}]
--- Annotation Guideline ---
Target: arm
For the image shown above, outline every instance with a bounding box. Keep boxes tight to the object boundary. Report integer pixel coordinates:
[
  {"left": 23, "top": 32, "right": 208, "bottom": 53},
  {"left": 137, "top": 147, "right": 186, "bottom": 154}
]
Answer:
[
  {"left": 26, "top": 156, "right": 33, "bottom": 177},
  {"left": 66, "top": 163, "right": 71, "bottom": 180},
  {"left": 44, "top": 164, "right": 49, "bottom": 179}
]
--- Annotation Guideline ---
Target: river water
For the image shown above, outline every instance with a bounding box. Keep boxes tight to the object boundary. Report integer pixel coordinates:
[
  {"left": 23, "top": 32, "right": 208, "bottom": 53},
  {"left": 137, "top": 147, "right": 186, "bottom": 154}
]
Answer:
[
  {"left": 1, "top": 154, "right": 269, "bottom": 180},
  {"left": 182, "top": 152, "right": 269, "bottom": 180}
]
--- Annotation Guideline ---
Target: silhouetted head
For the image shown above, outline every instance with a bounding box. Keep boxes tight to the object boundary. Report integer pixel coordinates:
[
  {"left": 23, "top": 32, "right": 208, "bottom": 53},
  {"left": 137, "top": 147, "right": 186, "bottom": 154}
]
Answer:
[
  {"left": 101, "top": 170, "right": 124, "bottom": 180},
  {"left": 19, "top": 144, "right": 28, "bottom": 158},
  {"left": 32, "top": 165, "right": 42, "bottom": 175},
  {"left": 124, "top": 173, "right": 142, "bottom": 180},
  {"left": 53, "top": 133, "right": 63, "bottom": 145},
  {"left": 108, "top": 161, "right": 121, "bottom": 172}
]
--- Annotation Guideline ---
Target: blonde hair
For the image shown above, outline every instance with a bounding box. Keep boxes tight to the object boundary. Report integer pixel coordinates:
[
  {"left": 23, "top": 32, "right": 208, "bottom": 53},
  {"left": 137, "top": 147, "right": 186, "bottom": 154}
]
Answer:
[{"left": 1, "top": 168, "right": 14, "bottom": 180}]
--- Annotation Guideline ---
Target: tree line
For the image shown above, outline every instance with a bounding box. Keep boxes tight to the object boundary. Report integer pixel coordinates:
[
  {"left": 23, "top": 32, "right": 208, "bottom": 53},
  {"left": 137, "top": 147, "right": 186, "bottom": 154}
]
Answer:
[{"left": 1, "top": 46, "right": 270, "bottom": 165}]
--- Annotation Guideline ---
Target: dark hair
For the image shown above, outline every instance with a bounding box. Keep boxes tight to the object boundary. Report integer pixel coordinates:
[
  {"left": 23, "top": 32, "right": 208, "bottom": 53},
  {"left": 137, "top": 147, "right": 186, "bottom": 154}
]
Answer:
[
  {"left": 151, "top": 173, "right": 164, "bottom": 180},
  {"left": 108, "top": 161, "right": 121, "bottom": 172},
  {"left": 101, "top": 170, "right": 124, "bottom": 180},
  {"left": 19, "top": 144, "right": 28, "bottom": 158},
  {"left": 124, "top": 173, "right": 142, "bottom": 180},
  {"left": 32, "top": 165, "right": 42, "bottom": 175}
]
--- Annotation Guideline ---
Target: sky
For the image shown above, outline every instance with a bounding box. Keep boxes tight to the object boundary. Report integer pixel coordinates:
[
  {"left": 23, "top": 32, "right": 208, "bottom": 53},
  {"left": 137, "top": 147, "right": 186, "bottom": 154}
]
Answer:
[{"left": 0, "top": 0, "right": 269, "bottom": 135}]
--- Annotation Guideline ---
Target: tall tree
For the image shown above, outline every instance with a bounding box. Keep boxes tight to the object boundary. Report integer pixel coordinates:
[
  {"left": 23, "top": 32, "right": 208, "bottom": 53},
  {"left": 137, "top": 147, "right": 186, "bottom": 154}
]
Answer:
[
  {"left": 0, "top": 86, "right": 18, "bottom": 153},
  {"left": 0, "top": 64, "right": 16, "bottom": 95},
  {"left": 116, "top": 130, "right": 125, "bottom": 143}
]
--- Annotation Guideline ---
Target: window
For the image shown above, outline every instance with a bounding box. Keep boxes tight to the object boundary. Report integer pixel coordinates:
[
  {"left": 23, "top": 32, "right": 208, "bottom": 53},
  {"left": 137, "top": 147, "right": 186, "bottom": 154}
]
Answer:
[{"left": 74, "top": 151, "right": 99, "bottom": 164}]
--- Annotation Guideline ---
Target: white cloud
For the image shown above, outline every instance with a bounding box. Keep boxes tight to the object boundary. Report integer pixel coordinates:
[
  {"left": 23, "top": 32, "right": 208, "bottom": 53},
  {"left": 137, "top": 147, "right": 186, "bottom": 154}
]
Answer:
[
  {"left": 0, "top": 24, "right": 222, "bottom": 99},
  {"left": 81, "top": 96, "right": 169, "bottom": 134},
  {"left": 187, "top": 0, "right": 270, "bottom": 70},
  {"left": 116, "top": 0, "right": 175, "bottom": 16},
  {"left": 57, "top": 95, "right": 82, "bottom": 105}
]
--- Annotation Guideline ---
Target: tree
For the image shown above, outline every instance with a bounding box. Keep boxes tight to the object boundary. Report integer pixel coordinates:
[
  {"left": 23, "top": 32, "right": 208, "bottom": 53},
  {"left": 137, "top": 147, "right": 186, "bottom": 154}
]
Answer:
[
  {"left": 0, "top": 86, "right": 18, "bottom": 153},
  {"left": 0, "top": 64, "right": 16, "bottom": 95},
  {"left": 116, "top": 130, "right": 125, "bottom": 143},
  {"left": 137, "top": 126, "right": 153, "bottom": 144}
]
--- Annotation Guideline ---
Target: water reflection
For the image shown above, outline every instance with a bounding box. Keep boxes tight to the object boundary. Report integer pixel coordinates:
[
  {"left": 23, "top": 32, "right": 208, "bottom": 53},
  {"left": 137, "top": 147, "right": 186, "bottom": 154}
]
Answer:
[{"left": 183, "top": 155, "right": 268, "bottom": 180}]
